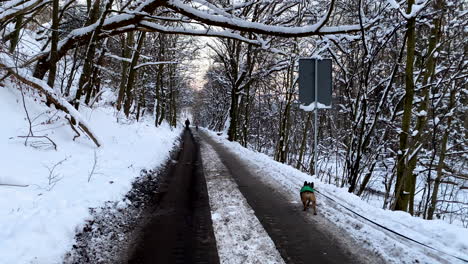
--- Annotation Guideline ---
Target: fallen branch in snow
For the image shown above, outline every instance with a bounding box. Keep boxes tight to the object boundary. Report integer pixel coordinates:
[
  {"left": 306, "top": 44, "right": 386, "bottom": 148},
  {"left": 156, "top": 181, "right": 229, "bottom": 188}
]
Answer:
[
  {"left": 65, "top": 116, "right": 81, "bottom": 141},
  {"left": 18, "top": 135, "right": 57, "bottom": 150},
  {"left": 0, "top": 52, "right": 102, "bottom": 147},
  {"left": 0, "top": 183, "right": 29, "bottom": 187}
]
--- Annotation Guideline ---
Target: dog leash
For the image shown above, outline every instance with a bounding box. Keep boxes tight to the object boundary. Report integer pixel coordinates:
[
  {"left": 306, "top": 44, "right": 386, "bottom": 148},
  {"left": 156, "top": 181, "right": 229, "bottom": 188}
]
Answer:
[{"left": 314, "top": 189, "right": 468, "bottom": 263}]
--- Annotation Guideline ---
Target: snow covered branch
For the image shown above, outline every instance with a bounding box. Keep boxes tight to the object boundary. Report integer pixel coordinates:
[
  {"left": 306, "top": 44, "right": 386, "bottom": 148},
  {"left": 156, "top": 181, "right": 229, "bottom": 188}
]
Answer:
[
  {"left": 32, "top": 0, "right": 370, "bottom": 79},
  {"left": 133, "top": 61, "right": 178, "bottom": 70},
  {"left": 0, "top": 0, "right": 46, "bottom": 25},
  {"left": 386, "top": 0, "right": 429, "bottom": 20},
  {"left": 139, "top": 21, "right": 264, "bottom": 46},
  {"left": 0, "top": 52, "right": 102, "bottom": 147},
  {"left": 164, "top": 0, "right": 364, "bottom": 37}
]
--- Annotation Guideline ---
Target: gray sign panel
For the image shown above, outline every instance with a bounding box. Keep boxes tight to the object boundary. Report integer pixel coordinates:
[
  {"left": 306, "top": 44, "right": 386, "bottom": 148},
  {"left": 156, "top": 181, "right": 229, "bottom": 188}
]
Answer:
[{"left": 299, "top": 58, "right": 332, "bottom": 108}]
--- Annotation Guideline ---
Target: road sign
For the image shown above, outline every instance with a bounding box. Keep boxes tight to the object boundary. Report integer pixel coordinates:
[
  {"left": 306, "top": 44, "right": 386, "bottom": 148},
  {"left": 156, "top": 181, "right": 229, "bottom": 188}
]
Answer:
[
  {"left": 299, "top": 58, "right": 332, "bottom": 108},
  {"left": 298, "top": 58, "right": 333, "bottom": 178}
]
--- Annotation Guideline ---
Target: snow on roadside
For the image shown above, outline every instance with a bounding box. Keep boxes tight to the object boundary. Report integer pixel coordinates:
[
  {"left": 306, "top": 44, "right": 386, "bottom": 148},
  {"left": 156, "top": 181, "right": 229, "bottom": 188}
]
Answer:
[
  {"left": 203, "top": 130, "right": 468, "bottom": 264},
  {"left": 0, "top": 85, "right": 181, "bottom": 264},
  {"left": 200, "top": 141, "right": 285, "bottom": 264}
]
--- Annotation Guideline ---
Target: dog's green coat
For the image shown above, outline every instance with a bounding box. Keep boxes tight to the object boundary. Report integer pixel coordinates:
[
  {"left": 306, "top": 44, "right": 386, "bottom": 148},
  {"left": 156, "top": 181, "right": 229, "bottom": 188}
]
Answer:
[{"left": 300, "top": 186, "right": 314, "bottom": 193}]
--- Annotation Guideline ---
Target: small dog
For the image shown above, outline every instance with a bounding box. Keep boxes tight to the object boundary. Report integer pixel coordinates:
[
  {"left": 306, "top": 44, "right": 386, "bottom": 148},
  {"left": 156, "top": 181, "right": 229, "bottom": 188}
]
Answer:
[{"left": 300, "top": 181, "right": 317, "bottom": 215}]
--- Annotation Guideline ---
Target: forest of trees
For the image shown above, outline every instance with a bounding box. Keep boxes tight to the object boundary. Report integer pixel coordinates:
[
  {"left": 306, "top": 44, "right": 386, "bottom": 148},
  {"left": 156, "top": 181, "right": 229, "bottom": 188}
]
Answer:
[{"left": 0, "top": 1, "right": 466, "bottom": 226}]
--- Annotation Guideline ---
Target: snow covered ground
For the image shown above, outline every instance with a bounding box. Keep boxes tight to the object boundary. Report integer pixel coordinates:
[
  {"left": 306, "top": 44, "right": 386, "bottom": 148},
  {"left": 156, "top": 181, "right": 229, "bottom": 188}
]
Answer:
[
  {"left": 200, "top": 141, "right": 285, "bottom": 264},
  {"left": 203, "top": 130, "right": 468, "bottom": 264},
  {"left": 0, "top": 84, "right": 181, "bottom": 264}
]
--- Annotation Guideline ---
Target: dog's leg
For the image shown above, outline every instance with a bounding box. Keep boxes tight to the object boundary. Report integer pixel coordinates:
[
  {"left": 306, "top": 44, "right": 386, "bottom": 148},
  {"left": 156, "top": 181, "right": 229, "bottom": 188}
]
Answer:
[
  {"left": 312, "top": 201, "right": 317, "bottom": 215},
  {"left": 301, "top": 195, "right": 307, "bottom": 211}
]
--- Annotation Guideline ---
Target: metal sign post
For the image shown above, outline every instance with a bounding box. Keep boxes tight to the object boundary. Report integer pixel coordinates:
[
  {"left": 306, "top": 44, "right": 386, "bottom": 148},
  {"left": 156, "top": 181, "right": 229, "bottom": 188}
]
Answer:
[
  {"left": 299, "top": 58, "right": 332, "bottom": 177},
  {"left": 314, "top": 59, "right": 318, "bottom": 178}
]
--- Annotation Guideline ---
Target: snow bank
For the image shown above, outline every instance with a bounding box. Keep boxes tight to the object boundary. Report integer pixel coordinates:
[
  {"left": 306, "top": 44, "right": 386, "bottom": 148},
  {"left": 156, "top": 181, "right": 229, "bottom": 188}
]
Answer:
[
  {"left": 0, "top": 85, "right": 181, "bottom": 264},
  {"left": 204, "top": 130, "right": 468, "bottom": 264}
]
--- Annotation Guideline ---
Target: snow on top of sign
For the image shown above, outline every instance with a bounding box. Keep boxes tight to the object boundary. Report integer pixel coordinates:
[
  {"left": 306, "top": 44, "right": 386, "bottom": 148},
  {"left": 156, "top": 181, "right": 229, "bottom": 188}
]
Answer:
[{"left": 300, "top": 102, "right": 331, "bottom": 111}]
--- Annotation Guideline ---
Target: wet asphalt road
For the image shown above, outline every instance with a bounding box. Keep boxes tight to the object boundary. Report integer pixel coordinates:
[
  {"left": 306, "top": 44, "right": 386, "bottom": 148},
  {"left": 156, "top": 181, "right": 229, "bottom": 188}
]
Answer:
[
  {"left": 201, "top": 132, "right": 360, "bottom": 264},
  {"left": 127, "top": 129, "right": 219, "bottom": 264},
  {"left": 126, "top": 129, "right": 364, "bottom": 264}
]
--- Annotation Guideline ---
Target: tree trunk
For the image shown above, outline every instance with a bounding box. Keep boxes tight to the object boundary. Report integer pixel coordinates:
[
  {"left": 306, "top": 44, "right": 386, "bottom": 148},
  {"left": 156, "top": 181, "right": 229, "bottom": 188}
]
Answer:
[
  {"left": 227, "top": 87, "right": 239, "bottom": 141},
  {"left": 124, "top": 31, "right": 146, "bottom": 117},
  {"left": 296, "top": 112, "right": 312, "bottom": 170},
  {"left": 155, "top": 34, "right": 165, "bottom": 126},
  {"left": 74, "top": 0, "right": 108, "bottom": 110},
  {"left": 276, "top": 64, "right": 294, "bottom": 163},
  {"left": 393, "top": 0, "right": 443, "bottom": 212},
  {"left": 348, "top": 98, "right": 367, "bottom": 193},
  {"left": 393, "top": 0, "right": 416, "bottom": 211},
  {"left": 169, "top": 64, "right": 177, "bottom": 127},
  {"left": 64, "top": 48, "right": 81, "bottom": 97},
  {"left": 86, "top": 42, "right": 107, "bottom": 104},
  {"left": 116, "top": 32, "right": 133, "bottom": 111},
  {"left": 428, "top": 89, "right": 455, "bottom": 219},
  {"left": 47, "top": 0, "right": 59, "bottom": 89},
  {"left": 241, "top": 82, "right": 251, "bottom": 147},
  {"left": 405, "top": 0, "right": 443, "bottom": 215},
  {"left": 9, "top": 14, "right": 24, "bottom": 53}
]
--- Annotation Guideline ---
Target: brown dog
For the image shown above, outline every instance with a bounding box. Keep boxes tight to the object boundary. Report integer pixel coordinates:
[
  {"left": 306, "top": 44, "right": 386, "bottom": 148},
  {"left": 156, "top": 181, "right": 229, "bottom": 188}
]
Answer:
[{"left": 300, "top": 181, "right": 317, "bottom": 215}]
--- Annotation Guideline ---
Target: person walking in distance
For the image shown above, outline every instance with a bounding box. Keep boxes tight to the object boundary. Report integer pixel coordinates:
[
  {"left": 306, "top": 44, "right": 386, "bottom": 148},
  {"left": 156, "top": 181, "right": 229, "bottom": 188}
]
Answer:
[{"left": 185, "top": 118, "right": 190, "bottom": 129}]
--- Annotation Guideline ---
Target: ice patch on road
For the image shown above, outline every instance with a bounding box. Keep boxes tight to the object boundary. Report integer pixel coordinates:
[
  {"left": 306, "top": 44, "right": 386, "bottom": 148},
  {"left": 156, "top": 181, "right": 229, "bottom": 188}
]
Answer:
[{"left": 200, "top": 142, "right": 285, "bottom": 264}]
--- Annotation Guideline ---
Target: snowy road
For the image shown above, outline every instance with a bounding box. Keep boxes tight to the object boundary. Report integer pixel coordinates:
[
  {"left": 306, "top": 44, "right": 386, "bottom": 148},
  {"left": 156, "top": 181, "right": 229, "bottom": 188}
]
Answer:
[
  {"left": 199, "top": 134, "right": 285, "bottom": 264},
  {"left": 64, "top": 127, "right": 455, "bottom": 264},
  {"left": 199, "top": 131, "right": 381, "bottom": 264},
  {"left": 198, "top": 129, "right": 468, "bottom": 264}
]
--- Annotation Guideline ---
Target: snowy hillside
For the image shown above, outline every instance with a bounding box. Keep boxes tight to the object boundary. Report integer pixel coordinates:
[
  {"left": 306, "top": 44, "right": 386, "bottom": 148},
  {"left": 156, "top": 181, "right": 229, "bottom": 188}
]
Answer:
[{"left": 0, "top": 84, "right": 181, "bottom": 263}]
